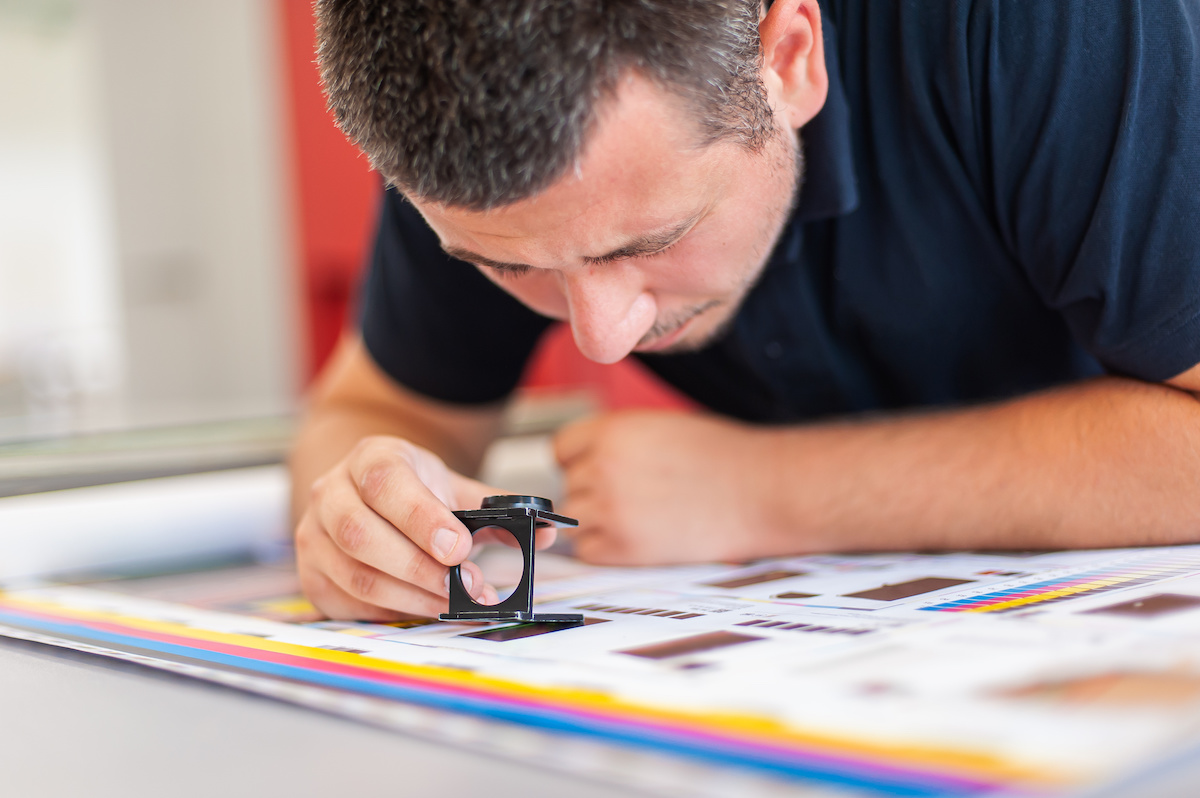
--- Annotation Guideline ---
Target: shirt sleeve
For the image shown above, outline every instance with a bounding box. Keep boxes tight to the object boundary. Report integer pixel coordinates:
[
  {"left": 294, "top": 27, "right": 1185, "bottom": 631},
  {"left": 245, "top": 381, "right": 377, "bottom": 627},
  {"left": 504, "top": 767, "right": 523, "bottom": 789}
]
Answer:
[
  {"left": 980, "top": 0, "right": 1200, "bottom": 381},
  {"left": 359, "top": 188, "right": 554, "bottom": 404}
]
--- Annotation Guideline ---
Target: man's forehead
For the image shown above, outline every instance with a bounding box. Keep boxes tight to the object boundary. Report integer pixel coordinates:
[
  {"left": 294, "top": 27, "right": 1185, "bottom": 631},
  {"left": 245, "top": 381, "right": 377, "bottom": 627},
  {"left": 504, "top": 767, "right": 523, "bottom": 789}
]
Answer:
[{"left": 411, "top": 74, "right": 736, "bottom": 264}]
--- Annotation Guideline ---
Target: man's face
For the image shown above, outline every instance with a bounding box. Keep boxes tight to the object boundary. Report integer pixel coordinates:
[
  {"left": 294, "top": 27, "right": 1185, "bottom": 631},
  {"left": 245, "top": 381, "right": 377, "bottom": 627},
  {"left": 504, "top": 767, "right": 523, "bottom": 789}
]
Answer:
[{"left": 412, "top": 73, "right": 802, "bottom": 364}]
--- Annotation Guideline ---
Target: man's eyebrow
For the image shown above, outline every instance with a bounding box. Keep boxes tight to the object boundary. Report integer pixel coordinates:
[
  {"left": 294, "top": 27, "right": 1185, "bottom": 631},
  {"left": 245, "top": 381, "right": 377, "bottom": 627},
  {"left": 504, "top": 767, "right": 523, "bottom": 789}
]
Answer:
[
  {"left": 581, "top": 214, "right": 702, "bottom": 265},
  {"left": 441, "top": 247, "right": 532, "bottom": 273},
  {"left": 441, "top": 212, "right": 703, "bottom": 272}
]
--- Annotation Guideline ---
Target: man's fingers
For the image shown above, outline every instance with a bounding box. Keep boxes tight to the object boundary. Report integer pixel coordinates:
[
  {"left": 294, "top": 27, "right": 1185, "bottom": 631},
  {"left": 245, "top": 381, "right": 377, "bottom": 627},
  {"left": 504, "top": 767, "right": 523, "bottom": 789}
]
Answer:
[
  {"left": 558, "top": 480, "right": 595, "bottom": 531},
  {"left": 312, "top": 471, "right": 456, "bottom": 598},
  {"left": 449, "top": 471, "right": 510, "bottom": 512},
  {"left": 571, "top": 529, "right": 621, "bottom": 565},
  {"left": 457, "top": 560, "right": 487, "bottom": 596},
  {"left": 558, "top": 440, "right": 598, "bottom": 504},
  {"left": 305, "top": 525, "right": 453, "bottom": 617},
  {"left": 534, "top": 527, "right": 558, "bottom": 549},
  {"left": 455, "top": 563, "right": 499, "bottom": 607},
  {"left": 553, "top": 416, "right": 602, "bottom": 466},
  {"left": 346, "top": 440, "right": 473, "bottom": 566},
  {"left": 299, "top": 569, "right": 410, "bottom": 622}
]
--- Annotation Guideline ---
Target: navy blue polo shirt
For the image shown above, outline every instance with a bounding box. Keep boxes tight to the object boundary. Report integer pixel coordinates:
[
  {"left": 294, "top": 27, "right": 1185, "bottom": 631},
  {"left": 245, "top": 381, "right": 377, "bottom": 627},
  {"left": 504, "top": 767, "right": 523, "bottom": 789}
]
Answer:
[{"left": 360, "top": 0, "right": 1200, "bottom": 423}]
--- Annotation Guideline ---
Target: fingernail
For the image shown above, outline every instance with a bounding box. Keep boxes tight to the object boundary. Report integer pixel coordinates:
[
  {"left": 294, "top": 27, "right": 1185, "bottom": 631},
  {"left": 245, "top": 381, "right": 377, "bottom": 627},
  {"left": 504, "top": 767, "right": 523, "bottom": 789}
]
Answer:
[
  {"left": 432, "top": 528, "right": 459, "bottom": 561},
  {"left": 443, "top": 573, "right": 451, "bottom": 595},
  {"left": 461, "top": 568, "right": 476, "bottom": 595}
]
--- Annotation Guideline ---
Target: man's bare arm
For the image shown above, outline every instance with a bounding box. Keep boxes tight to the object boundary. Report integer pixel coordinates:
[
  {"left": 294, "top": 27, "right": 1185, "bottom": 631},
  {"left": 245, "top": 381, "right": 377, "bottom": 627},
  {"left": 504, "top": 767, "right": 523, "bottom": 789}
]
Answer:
[
  {"left": 289, "top": 333, "right": 516, "bottom": 619},
  {"left": 290, "top": 333, "right": 503, "bottom": 522},
  {"left": 556, "top": 371, "right": 1200, "bottom": 564},
  {"left": 755, "top": 374, "right": 1200, "bottom": 556}
]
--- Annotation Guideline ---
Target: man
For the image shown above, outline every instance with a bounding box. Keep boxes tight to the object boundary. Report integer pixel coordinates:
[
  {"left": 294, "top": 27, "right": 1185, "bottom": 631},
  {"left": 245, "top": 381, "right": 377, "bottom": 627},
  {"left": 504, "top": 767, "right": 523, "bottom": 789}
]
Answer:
[{"left": 292, "top": 0, "right": 1200, "bottom": 621}]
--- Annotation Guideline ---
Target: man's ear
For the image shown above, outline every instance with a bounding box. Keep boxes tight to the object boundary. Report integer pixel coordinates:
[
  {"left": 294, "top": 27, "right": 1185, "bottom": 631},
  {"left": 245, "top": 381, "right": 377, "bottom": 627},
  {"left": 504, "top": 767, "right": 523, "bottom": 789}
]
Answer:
[{"left": 760, "top": 0, "right": 828, "bottom": 130}]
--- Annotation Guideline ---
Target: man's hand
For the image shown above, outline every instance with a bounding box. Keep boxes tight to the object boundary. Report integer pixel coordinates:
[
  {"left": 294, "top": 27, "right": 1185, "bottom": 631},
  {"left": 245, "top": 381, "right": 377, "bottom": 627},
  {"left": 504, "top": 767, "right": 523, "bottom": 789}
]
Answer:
[
  {"left": 557, "top": 378, "right": 1200, "bottom": 562},
  {"left": 555, "top": 411, "right": 777, "bottom": 565},
  {"left": 295, "top": 435, "right": 556, "bottom": 620}
]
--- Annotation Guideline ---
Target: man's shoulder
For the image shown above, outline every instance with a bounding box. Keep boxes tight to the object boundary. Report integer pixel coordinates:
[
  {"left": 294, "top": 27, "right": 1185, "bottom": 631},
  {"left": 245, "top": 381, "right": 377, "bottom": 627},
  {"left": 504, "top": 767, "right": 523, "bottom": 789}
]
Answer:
[{"left": 829, "top": 0, "right": 1196, "bottom": 76}]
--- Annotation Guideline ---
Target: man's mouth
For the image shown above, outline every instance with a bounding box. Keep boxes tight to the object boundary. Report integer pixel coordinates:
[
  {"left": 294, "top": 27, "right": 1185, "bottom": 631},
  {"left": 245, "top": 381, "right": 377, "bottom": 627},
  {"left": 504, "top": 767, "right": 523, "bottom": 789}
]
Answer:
[
  {"left": 633, "top": 300, "right": 721, "bottom": 353},
  {"left": 634, "top": 321, "right": 691, "bottom": 353}
]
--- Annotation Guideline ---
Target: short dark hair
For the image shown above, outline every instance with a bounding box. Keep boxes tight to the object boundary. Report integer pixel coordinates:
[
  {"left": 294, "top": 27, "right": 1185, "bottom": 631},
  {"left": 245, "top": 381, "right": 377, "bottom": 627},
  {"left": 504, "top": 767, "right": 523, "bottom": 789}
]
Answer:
[{"left": 315, "top": 0, "right": 774, "bottom": 209}]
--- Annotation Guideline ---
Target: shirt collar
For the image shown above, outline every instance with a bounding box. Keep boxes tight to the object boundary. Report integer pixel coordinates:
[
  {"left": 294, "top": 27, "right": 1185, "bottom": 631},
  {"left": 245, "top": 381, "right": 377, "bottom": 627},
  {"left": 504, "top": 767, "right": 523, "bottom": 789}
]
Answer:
[{"left": 793, "top": 9, "right": 859, "bottom": 223}]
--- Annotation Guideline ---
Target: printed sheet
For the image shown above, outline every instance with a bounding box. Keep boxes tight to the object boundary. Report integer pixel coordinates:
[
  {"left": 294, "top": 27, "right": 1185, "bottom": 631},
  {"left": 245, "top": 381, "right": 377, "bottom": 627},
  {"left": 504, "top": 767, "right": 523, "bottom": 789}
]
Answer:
[{"left": 6, "top": 546, "right": 1200, "bottom": 796}]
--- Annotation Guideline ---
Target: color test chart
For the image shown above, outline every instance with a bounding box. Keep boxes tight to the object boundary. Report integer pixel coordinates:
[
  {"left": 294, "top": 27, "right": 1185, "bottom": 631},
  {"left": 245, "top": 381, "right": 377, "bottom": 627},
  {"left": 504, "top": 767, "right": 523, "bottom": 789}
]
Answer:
[
  {"left": 0, "top": 592, "right": 1046, "bottom": 798},
  {"left": 919, "top": 552, "right": 1200, "bottom": 614},
  {"left": 8, "top": 546, "right": 1200, "bottom": 797}
]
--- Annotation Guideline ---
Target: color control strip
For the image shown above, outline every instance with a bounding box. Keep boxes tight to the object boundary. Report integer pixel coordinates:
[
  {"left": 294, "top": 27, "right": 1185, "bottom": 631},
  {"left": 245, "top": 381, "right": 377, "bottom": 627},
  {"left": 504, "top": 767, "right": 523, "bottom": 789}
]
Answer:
[{"left": 922, "top": 556, "right": 1200, "bottom": 614}]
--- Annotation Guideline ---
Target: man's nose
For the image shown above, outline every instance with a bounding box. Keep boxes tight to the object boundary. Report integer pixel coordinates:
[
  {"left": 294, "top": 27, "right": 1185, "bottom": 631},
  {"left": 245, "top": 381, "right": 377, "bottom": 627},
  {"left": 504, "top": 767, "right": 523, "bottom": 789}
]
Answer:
[{"left": 563, "top": 266, "right": 656, "bottom": 364}]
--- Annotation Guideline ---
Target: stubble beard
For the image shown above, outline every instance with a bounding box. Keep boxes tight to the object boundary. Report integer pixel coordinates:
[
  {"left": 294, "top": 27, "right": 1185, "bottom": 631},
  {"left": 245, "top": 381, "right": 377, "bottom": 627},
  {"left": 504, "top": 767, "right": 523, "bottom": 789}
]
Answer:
[{"left": 636, "top": 127, "right": 805, "bottom": 356}]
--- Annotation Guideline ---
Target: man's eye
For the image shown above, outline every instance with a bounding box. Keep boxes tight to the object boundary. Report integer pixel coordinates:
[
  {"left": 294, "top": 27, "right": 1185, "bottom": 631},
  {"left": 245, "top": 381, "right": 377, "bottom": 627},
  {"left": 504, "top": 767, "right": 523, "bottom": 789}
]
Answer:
[
  {"left": 633, "top": 240, "right": 682, "bottom": 260},
  {"left": 485, "top": 264, "right": 532, "bottom": 278}
]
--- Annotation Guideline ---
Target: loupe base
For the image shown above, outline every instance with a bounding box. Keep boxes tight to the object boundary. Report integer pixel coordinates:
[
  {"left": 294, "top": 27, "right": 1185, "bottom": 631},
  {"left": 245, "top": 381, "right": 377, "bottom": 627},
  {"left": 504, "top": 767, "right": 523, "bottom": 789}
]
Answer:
[{"left": 439, "top": 611, "right": 584, "bottom": 624}]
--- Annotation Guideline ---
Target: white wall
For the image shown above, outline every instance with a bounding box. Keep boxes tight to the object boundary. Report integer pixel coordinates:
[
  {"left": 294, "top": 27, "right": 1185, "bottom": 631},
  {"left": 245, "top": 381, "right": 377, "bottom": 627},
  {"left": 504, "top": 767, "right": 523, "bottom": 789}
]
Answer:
[
  {"left": 0, "top": 0, "right": 300, "bottom": 439},
  {"left": 0, "top": 1, "right": 123, "bottom": 427}
]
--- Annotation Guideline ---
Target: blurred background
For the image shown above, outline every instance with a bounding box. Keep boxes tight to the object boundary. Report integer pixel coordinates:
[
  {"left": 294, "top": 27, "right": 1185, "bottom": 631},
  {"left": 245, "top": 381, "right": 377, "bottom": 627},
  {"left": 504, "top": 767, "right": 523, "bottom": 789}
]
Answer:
[{"left": 0, "top": 0, "right": 692, "bottom": 524}]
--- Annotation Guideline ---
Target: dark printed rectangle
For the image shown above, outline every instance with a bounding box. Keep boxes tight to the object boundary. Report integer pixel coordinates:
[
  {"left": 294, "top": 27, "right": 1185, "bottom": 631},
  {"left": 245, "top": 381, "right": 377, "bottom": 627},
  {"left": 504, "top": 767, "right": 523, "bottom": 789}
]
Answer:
[
  {"left": 705, "top": 570, "right": 807, "bottom": 589},
  {"left": 619, "top": 631, "right": 762, "bottom": 660},
  {"left": 844, "top": 577, "right": 974, "bottom": 602},
  {"left": 571, "top": 603, "right": 705, "bottom": 619},
  {"left": 1084, "top": 593, "right": 1200, "bottom": 618},
  {"left": 772, "top": 592, "right": 819, "bottom": 600},
  {"left": 460, "top": 618, "right": 605, "bottom": 641}
]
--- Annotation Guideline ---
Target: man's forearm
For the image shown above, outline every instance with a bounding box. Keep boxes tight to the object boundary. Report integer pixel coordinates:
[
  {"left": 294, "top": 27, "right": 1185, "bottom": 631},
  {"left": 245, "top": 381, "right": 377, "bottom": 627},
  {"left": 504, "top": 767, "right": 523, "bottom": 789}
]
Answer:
[
  {"left": 288, "top": 337, "right": 504, "bottom": 524},
  {"left": 755, "top": 377, "right": 1200, "bottom": 554},
  {"left": 290, "top": 405, "right": 412, "bottom": 523}
]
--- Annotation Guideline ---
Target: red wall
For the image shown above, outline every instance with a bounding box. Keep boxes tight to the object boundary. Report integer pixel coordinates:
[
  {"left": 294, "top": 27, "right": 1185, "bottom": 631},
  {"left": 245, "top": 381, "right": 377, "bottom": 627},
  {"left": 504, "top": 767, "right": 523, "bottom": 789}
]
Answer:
[
  {"left": 276, "top": 1, "right": 690, "bottom": 411},
  {"left": 277, "top": 0, "right": 379, "bottom": 381}
]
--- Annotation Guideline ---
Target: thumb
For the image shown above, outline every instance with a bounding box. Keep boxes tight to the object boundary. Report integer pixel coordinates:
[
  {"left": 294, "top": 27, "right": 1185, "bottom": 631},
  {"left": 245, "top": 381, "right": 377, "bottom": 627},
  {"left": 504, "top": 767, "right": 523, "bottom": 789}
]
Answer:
[{"left": 448, "top": 472, "right": 508, "bottom": 511}]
